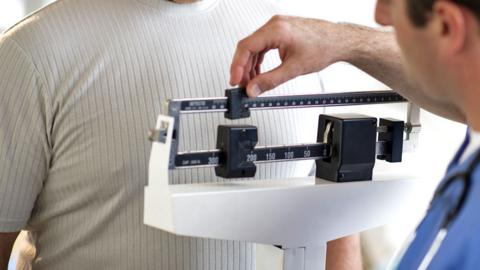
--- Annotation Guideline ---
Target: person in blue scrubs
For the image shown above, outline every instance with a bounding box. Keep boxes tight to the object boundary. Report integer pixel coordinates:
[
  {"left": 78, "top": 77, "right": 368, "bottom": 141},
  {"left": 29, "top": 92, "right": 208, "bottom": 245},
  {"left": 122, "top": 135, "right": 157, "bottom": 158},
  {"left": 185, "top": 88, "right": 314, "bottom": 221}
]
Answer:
[{"left": 228, "top": 0, "right": 480, "bottom": 269}]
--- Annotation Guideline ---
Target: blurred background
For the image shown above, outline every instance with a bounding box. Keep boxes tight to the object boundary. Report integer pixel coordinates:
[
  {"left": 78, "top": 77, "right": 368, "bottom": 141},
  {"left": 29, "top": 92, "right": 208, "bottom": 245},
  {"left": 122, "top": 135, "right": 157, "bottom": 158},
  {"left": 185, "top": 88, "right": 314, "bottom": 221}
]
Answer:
[
  {"left": 1, "top": 0, "right": 466, "bottom": 269},
  {"left": 0, "top": 0, "right": 51, "bottom": 32}
]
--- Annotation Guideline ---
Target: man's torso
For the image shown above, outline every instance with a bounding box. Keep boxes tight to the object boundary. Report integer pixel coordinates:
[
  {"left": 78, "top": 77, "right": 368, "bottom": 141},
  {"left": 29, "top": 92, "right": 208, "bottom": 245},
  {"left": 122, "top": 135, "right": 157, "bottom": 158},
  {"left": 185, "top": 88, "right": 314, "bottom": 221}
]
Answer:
[{"left": 2, "top": 0, "right": 323, "bottom": 269}]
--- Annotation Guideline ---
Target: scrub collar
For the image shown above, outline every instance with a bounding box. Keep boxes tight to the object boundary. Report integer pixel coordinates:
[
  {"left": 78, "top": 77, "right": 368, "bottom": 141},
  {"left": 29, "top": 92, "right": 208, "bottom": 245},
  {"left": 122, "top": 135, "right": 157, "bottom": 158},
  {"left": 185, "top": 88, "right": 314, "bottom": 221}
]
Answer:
[{"left": 458, "top": 129, "right": 480, "bottom": 163}]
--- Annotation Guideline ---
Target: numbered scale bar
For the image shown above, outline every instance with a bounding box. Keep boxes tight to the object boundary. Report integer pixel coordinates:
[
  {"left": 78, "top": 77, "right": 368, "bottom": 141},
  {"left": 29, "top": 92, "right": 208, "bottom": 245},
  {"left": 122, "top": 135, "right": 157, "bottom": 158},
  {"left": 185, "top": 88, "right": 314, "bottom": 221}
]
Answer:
[
  {"left": 174, "top": 143, "right": 329, "bottom": 168},
  {"left": 174, "top": 90, "right": 407, "bottom": 113},
  {"left": 174, "top": 141, "right": 390, "bottom": 169}
]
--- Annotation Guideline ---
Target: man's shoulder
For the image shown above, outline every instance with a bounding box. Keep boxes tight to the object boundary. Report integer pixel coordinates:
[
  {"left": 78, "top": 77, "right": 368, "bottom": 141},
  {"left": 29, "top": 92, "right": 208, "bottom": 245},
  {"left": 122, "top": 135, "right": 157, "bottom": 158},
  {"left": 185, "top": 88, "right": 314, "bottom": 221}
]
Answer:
[
  {"left": 2, "top": 0, "right": 121, "bottom": 57},
  {"left": 4, "top": 0, "right": 77, "bottom": 37}
]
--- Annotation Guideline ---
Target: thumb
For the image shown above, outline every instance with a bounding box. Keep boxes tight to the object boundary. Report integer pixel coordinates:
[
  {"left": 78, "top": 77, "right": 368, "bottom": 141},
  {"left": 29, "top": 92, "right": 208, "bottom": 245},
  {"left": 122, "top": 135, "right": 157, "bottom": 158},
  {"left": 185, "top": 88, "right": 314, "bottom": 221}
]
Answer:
[{"left": 246, "top": 63, "right": 298, "bottom": 97}]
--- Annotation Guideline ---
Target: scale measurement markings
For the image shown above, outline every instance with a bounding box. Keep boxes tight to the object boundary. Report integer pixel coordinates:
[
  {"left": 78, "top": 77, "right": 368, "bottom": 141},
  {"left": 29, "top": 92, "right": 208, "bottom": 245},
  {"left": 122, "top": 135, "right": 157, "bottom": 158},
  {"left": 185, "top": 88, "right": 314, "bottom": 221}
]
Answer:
[
  {"left": 174, "top": 143, "right": 330, "bottom": 168},
  {"left": 175, "top": 91, "right": 407, "bottom": 113}
]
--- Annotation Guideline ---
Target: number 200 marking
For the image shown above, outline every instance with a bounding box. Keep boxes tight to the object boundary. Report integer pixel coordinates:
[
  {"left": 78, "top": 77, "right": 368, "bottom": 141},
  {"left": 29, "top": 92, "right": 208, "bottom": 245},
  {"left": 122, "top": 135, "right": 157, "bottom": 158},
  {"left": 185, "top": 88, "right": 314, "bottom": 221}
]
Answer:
[{"left": 247, "top": 154, "right": 257, "bottom": 162}]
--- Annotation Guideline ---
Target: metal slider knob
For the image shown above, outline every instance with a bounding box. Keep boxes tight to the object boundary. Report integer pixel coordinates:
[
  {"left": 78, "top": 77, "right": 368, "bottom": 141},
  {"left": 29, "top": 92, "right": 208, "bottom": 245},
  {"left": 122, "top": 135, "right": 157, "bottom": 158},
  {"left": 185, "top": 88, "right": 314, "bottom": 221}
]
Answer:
[{"left": 148, "top": 121, "right": 170, "bottom": 143}]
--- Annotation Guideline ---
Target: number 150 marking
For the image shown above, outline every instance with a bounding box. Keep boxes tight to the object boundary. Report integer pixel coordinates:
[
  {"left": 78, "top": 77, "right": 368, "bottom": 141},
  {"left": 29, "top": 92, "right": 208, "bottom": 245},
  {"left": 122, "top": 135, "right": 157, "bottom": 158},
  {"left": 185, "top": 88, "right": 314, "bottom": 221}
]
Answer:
[{"left": 266, "top": 153, "right": 276, "bottom": 160}]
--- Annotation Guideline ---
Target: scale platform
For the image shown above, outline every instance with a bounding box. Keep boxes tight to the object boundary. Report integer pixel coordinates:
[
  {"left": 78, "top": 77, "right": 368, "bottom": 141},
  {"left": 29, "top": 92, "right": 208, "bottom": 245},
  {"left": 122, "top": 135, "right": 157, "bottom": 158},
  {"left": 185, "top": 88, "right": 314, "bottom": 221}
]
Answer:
[{"left": 145, "top": 167, "right": 425, "bottom": 269}]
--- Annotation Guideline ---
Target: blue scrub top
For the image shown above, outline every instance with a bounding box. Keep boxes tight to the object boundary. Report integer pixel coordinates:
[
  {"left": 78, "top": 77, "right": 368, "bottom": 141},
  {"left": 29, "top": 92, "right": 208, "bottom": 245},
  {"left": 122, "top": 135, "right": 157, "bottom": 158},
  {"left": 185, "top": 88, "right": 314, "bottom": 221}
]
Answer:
[{"left": 398, "top": 131, "right": 480, "bottom": 269}]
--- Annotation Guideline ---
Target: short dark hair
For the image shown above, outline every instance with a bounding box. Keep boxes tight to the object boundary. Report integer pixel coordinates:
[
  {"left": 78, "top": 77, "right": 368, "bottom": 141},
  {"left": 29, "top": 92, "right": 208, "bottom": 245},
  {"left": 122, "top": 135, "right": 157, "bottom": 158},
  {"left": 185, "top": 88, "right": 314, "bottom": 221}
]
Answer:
[{"left": 407, "top": 0, "right": 480, "bottom": 26}]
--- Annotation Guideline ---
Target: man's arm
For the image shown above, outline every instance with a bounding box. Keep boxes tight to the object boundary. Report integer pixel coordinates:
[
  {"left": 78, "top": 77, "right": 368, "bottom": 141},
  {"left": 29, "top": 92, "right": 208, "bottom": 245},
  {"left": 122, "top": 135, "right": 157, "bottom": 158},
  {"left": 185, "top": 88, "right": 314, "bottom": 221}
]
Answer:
[
  {"left": 0, "top": 232, "right": 19, "bottom": 269},
  {"left": 0, "top": 36, "right": 50, "bottom": 270},
  {"left": 326, "top": 235, "right": 362, "bottom": 270},
  {"left": 230, "top": 15, "right": 465, "bottom": 123}
]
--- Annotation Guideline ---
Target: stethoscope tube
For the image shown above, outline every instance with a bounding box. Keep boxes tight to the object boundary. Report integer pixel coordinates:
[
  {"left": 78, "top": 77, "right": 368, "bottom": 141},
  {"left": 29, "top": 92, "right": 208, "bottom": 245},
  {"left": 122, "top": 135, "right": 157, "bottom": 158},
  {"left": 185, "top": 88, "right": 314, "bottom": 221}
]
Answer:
[{"left": 432, "top": 149, "right": 480, "bottom": 230}]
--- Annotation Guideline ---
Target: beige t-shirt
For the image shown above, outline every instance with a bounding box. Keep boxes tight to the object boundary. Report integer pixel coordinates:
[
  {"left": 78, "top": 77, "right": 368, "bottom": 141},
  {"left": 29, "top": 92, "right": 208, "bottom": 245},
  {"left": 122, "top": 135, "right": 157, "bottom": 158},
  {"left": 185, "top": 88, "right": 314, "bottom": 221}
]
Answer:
[{"left": 0, "top": 0, "right": 323, "bottom": 269}]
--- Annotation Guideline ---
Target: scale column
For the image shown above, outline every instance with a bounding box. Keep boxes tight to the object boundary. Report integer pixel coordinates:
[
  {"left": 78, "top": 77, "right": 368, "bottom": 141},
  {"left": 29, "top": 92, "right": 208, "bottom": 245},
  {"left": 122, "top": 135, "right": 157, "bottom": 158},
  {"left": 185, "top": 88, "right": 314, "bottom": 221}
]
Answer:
[
  {"left": 256, "top": 245, "right": 327, "bottom": 270},
  {"left": 283, "top": 245, "right": 327, "bottom": 270}
]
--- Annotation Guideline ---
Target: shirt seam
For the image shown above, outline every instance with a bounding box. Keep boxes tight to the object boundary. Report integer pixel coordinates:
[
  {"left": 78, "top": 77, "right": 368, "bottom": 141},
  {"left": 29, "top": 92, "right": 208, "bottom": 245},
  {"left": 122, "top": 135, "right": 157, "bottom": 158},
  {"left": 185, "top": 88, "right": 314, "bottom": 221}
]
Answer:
[
  {"left": 5, "top": 37, "right": 53, "bottom": 105},
  {"left": 4, "top": 36, "right": 54, "bottom": 157}
]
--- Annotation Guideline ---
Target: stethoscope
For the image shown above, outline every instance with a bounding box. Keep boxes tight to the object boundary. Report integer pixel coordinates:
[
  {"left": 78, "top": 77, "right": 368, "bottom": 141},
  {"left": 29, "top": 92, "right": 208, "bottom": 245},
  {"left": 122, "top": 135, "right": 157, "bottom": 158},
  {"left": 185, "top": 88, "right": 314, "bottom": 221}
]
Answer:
[
  {"left": 391, "top": 146, "right": 480, "bottom": 270},
  {"left": 432, "top": 148, "right": 480, "bottom": 230}
]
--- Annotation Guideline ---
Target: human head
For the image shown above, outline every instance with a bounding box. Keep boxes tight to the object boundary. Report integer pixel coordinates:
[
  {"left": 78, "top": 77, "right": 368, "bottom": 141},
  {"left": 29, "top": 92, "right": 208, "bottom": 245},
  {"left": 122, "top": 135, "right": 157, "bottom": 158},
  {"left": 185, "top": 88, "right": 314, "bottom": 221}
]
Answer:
[{"left": 375, "top": 0, "right": 480, "bottom": 127}]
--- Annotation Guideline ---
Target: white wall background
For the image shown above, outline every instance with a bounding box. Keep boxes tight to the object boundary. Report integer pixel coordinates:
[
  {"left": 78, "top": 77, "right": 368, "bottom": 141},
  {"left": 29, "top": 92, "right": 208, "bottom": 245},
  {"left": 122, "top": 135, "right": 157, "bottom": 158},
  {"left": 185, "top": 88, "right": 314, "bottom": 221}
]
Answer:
[
  {"left": 0, "top": 0, "right": 53, "bottom": 31},
  {"left": 0, "top": 1, "right": 24, "bottom": 31}
]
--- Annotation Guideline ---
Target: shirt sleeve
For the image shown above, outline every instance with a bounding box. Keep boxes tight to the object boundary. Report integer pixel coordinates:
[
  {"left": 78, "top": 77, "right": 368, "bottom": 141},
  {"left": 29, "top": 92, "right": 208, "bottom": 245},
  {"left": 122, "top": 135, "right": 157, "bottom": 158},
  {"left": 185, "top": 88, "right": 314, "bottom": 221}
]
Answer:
[{"left": 0, "top": 36, "right": 51, "bottom": 232}]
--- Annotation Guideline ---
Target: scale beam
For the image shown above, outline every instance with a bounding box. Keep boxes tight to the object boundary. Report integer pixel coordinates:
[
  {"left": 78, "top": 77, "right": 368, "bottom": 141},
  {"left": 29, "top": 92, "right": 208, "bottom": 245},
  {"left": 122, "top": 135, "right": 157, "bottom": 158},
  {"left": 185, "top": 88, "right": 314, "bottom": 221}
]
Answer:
[
  {"left": 151, "top": 90, "right": 411, "bottom": 182},
  {"left": 171, "top": 141, "right": 396, "bottom": 169},
  {"left": 171, "top": 89, "right": 407, "bottom": 115},
  {"left": 151, "top": 88, "right": 415, "bottom": 174},
  {"left": 174, "top": 143, "right": 330, "bottom": 168}
]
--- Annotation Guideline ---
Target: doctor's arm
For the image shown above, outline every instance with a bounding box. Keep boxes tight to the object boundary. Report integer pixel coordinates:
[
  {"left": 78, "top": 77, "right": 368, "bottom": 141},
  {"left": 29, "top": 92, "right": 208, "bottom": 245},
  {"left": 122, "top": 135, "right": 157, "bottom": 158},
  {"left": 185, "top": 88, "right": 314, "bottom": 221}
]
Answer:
[{"left": 230, "top": 15, "right": 465, "bottom": 124}]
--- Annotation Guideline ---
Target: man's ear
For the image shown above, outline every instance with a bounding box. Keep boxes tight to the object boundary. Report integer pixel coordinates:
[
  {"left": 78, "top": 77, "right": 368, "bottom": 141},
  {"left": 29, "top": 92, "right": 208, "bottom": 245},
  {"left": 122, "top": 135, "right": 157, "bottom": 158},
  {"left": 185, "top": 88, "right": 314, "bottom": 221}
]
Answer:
[
  {"left": 432, "top": 1, "right": 468, "bottom": 56},
  {"left": 375, "top": 0, "right": 392, "bottom": 26}
]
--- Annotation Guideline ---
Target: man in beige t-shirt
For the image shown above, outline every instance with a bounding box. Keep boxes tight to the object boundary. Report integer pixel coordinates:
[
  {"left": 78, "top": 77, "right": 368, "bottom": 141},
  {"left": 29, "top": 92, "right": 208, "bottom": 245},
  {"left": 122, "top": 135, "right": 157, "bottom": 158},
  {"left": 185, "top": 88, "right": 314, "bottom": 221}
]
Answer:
[{"left": 0, "top": 0, "right": 356, "bottom": 269}]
